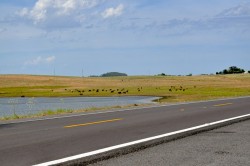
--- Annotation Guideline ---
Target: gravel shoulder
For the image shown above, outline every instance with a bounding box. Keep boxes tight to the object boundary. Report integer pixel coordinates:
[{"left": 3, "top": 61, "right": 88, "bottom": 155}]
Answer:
[{"left": 90, "top": 119, "right": 250, "bottom": 166}]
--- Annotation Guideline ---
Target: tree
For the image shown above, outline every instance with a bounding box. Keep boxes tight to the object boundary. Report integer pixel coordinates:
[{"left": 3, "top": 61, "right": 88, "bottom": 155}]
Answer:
[
  {"left": 228, "top": 66, "right": 245, "bottom": 74},
  {"left": 158, "top": 73, "right": 166, "bottom": 76},
  {"left": 101, "top": 72, "right": 128, "bottom": 77},
  {"left": 216, "top": 66, "right": 245, "bottom": 75},
  {"left": 223, "top": 69, "right": 228, "bottom": 74},
  {"left": 229, "top": 66, "right": 237, "bottom": 73}
]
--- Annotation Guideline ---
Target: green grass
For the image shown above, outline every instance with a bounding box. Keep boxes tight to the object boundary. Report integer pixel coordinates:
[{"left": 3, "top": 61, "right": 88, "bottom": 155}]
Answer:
[
  {"left": 0, "top": 74, "right": 250, "bottom": 102},
  {"left": 0, "top": 86, "right": 68, "bottom": 97},
  {"left": 1, "top": 74, "right": 250, "bottom": 101},
  {"left": 1, "top": 74, "right": 250, "bottom": 121},
  {"left": 0, "top": 103, "right": 150, "bottom": 121}
]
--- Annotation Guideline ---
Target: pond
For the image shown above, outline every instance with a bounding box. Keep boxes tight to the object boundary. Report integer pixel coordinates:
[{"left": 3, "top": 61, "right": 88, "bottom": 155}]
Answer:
[{"left": 0, "top": 96, "right": 159, "bottom": 117}]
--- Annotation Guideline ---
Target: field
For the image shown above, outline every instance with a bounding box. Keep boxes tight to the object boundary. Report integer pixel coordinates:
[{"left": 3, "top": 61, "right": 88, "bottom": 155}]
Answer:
[{"left": 1, "top": 74, "right": 250, "bottom": 103}]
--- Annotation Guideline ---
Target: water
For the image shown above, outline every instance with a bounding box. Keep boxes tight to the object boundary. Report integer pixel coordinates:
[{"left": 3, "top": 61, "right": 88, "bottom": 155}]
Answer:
[{"left": 0, "top": 96, "right": 159, "bottom": 117}]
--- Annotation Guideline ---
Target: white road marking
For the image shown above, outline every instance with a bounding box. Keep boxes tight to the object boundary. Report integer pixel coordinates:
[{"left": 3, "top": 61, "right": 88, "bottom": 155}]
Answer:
[{"left": 34, "top": 113, "right": 250, "bottom": 166}]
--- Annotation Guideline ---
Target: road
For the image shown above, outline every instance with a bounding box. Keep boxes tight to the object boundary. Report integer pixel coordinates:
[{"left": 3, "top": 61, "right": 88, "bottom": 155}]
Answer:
[
  {"left": 90, "top": 119, "right": 250, "bottom": 166},
  {"left": 0, "top": 97, "right": 249, "bottom": 166}
]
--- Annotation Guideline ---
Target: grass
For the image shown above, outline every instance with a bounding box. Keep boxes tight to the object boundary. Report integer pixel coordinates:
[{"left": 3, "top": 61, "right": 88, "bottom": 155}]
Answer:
[
  {"left": 1, "top": 74, "right": 250, "bottom": 120},
  {"left": 0, "top": 103, "right": 150, "bottom": 121},
  {"left": 0, "top": 74, "right": 250, "bottom": 101}
]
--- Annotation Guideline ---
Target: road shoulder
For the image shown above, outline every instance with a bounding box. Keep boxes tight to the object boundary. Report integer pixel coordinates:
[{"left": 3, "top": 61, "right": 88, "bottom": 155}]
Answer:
[{"left": 90, "top": 119, "right": 250, "bottom": 166}]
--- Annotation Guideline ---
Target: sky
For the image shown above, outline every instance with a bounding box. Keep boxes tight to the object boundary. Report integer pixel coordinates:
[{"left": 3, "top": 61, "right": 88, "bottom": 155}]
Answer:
[{"left": 1, "top": 0, "right": 250, "bottom": 76}]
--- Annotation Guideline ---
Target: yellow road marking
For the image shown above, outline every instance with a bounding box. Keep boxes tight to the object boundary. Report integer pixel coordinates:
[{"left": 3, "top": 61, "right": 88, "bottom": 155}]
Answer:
[
  {"left": 64, "top": 118, "right": 123, "bottom": 128},
  {"left": 213, "top": 103, "right": 233, "bottom": 107}
]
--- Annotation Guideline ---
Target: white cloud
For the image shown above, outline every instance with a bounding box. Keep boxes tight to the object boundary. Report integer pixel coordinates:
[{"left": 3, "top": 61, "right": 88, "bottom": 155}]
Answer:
[
  {"left": 45, "top": 56, "right": 56, "bottom": 63},
  {"left": 19, "top": 8, "right": 29, "bottom": 17},
  {"left": 19, "top": 0, "right": 103, "bottom": 24},
  {"left": 25, "top": 56, "right": 56, "bottom": 65},
  {"left": 217, "top": 3, "right": 250, "bottom": 17},
  {"left": 25, "top": 56, "right": 42, "bottom": 65},
  {"left": 102, "top": 4, "right": 124, "bottom": 19}
]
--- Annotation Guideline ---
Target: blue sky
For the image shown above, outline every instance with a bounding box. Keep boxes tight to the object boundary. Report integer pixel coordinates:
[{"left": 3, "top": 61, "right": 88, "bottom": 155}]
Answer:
[{"left": 1, "top": 0, "right": 250, "bottom": 76}]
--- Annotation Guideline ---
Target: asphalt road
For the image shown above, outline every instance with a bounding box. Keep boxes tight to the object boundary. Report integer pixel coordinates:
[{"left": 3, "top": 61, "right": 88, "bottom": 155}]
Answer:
[
  {"left": 0, "top": 97, "right": 250, "bottom": 166},
  {"left": 90, "top": 119, "right": 250, "bottom": 166}
]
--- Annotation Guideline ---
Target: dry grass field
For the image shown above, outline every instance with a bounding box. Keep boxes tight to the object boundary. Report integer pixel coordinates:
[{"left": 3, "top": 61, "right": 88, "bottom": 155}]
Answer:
[{"left": 0, "top": 74, "right": 250, "bottom": 102}]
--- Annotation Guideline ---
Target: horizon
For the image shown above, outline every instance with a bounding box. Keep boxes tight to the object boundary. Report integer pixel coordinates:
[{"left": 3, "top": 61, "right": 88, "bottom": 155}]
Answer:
[
  {"left": 1, "top": 70, "right": 249, "bottom": 77},
  {"left": 1, "top": 0, "right": 250, "bottom": 76}
]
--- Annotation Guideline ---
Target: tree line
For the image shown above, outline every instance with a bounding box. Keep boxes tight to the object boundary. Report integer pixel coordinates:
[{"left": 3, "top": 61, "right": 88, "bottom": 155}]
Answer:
[
  {"left": 216, "top": 66, "right": 249, "bottom": 75},
  {"left": 89, "top": 72, "right": 128, "bottom": 77}
]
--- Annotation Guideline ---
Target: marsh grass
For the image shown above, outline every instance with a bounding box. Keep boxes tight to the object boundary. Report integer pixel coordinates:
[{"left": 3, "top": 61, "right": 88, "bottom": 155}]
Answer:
[
  {"left": 0, "top": 103, "right": 151, "bottom": 121},
  {"left": 1, "top": 74, "right": 250, "bottom": 121},
  {"left": 0, "top": 74, "right": 250, "bottom": 102}
]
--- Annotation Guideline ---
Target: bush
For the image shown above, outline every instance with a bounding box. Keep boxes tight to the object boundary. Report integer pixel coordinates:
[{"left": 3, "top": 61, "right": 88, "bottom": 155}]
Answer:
[
  {"left": 223, "top": 69, "right": 228, "bottom": 74},
  {"left": 101, "top": 72, "right": 128, "bottom": 77},
  {"left": 216, "top": 66, "right": 245, "bottom": 75},
  {"left": 158, "top": 73, "right": 166, "bottom": 76}
]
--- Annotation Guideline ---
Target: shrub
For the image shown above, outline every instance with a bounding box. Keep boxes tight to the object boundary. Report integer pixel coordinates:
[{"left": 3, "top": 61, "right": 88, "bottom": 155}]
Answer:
[
  {"left": 217, "top": 66, "right": 246, "bottom": 74},
  {"left": 101, "top": 72, "right": 128, "bottom": 77}
]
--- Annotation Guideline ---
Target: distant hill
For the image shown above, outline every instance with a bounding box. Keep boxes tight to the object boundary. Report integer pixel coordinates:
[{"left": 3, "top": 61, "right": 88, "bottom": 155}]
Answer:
[{"left": 101, "top": 72, "right": 128, "bottom": 77}]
